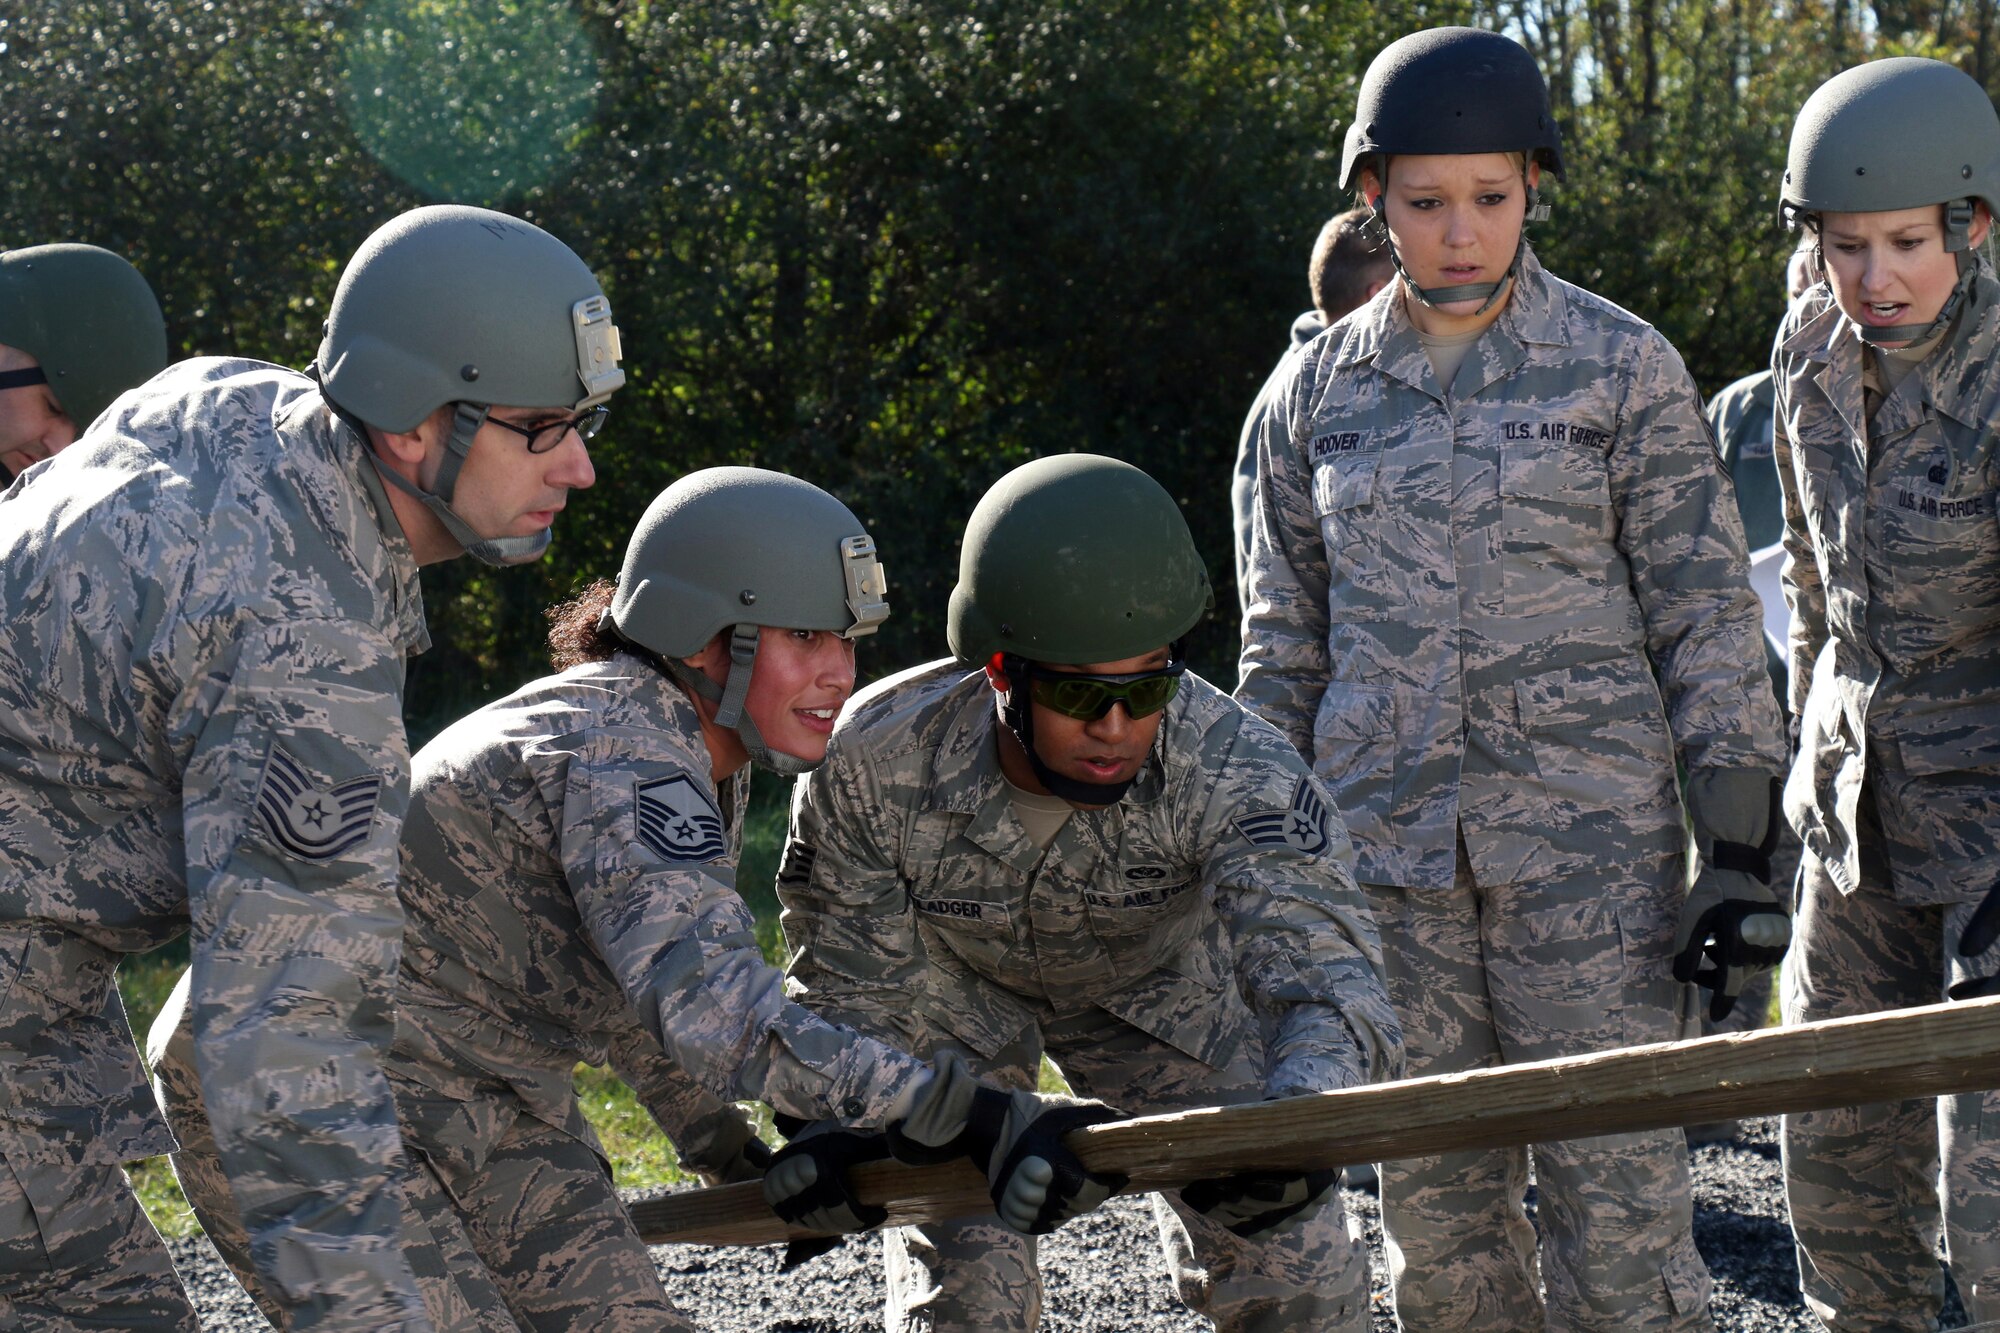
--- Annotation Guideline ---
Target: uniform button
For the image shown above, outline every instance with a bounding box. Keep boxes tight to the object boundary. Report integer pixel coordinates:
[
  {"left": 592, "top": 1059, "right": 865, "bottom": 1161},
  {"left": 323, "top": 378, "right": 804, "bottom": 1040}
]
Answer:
[{"left": 842, "top": 1097, "right": 865, "bottom": 1118}]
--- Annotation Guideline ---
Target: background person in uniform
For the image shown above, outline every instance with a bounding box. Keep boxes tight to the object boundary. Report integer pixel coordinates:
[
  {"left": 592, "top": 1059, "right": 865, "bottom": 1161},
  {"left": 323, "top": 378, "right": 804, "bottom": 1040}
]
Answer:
[
  {"left": 0, "top": 242, "right": 166, "bottom": 482},
  {"left": 1678, "top": 237, "right": 1822, "bottom": 1090},
  {"left": 1770, "top": 58, "right": 2000, "bottom": 1330},
  {"left": 150, "top": 468, "right": 1116, "bottom": 1328},
  {"left": 1238, "top": 27, "right": 1786, "bottom": 1330},
  {"left": 776, "top": 453, "right": 1403, "bottom": 1333},
  {"left": 1233, "top": 208, "right": 1395, "bottom": 611},
  {"left": 0, "top": 203, "right": 618, "bottom": 1332}
]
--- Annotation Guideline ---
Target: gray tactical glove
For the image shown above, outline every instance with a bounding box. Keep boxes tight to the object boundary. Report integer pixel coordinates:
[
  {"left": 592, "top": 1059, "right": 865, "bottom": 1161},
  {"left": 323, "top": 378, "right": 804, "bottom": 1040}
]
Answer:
[
  {"left": 885, "top": 1050, "right": 1128, "bottom": 1235},
  {"left": 1675, "top": 770, "right": 1791, "bottom": 1022},
  {"left": 1181, "top": 1167, "right": 1342, "bottom": 1238},
  {"left": 676, "top": 1103, "right": 774, "bottom": 1186}
]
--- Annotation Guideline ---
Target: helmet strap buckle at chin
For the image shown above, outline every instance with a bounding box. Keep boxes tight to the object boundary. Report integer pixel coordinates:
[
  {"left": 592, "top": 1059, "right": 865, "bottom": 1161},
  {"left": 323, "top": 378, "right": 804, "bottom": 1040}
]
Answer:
[
  {"left": 996, "top": 653, "right": 1138, "bottom": 807},
  {"left": 1857, "top": 251, "right": 1978, "bottom": 346},
  {"left": 667, "top": 625, "right": 822, "bottom": 778},
  {"left": 332, "top": 380, "right": 549, "bottom": 567},
  {"left": 1369, "top": 161, "right": 1536, "bottom": 317}
]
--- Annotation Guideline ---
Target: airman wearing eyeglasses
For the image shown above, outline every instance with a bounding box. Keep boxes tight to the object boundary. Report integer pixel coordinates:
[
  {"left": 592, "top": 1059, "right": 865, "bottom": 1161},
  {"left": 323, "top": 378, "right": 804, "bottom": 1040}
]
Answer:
[
  {"left": 0, "top": 205, "right": 618, "bottom": 1331},
  {"left": 0, "top": 243, "right": 167, "bottom": 483},
  {"left": 772, "top": 454, "right": 1403, "bottom": 1333}
]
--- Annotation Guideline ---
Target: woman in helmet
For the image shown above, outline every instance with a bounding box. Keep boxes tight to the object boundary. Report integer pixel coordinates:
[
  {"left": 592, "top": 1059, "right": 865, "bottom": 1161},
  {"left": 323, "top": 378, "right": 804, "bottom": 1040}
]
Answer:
[
  {"left": 1771, "top": 58, "right": 2000, "bottom": 1330},
  {"left": 1237, "top": 26, "right": 1785, "bottom": 1330},
  {"left": 150, "top": 467, "right": 1119, "bottom": 1330}
]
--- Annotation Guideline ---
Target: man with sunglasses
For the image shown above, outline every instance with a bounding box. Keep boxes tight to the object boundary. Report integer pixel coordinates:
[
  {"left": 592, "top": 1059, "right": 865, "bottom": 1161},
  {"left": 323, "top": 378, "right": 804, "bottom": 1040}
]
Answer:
[
  {"left": 0, "top": 204, "right": 618, "bottom": 1331},
  {"left": 773, "top": 454, "right": 1402, "bottom": 1332},
  {"left": 0, "top": 242, "right": 168, "bottom": 483}
]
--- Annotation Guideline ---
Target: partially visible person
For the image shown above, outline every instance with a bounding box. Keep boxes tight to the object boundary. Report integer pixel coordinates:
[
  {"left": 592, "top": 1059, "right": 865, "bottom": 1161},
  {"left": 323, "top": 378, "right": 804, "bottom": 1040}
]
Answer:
[
  {"left": 1679, "top": 237, "right": 1822, "bottom": 1087},
  {"left": 155, "top": 467, "right": 1126, "bottom": 1331},
  {"left": 0, "top": 204, "right": 619, "bottom": 1331},
  {"left": 1771, "top": 57, "right": 2000, "bottom": 1330},
  {"left": 1239, "top": 26, "right": 1786, "bottom": 1330},
  {"left": 0, "top": 242, "right": 166, "bottom": 481},
  {"left": 1232, "top": 208, "right": 1394, "bottom": 610},
  {"left": 781, "top": 454, "right": 1401, "bottom": 1332},
  {"left": 1707, "top": 238, "right": 1824, "bottom": 555}
]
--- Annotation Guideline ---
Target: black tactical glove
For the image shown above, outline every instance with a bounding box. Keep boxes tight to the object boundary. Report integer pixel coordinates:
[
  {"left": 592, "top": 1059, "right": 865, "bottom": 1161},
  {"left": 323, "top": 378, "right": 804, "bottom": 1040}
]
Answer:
[
  {"left": 1949, "top": 878, "right": 2000, "bottom": 1001},
  {"left": 1675, "top": 770, "right": 1792, "bottom": 1022},
  {"left": 761, "top": 1119, "right": 892, "bottom": 1236},
  {"left": 1181, "top": 1167, "right": 1342, "bottom": 1238},
  {"left": 884, "top": 1049, "right": 1128, "bottom": 1235}
]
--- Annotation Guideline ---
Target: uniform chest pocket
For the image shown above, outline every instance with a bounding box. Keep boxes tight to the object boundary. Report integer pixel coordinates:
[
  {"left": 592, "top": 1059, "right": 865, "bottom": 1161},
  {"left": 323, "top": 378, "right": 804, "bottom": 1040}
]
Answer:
[
  {"left": 1499, "top": 441, "right": 1611, "bottom": 507},
  {"left": 1866, "top": 425, "right": 2000, "bottom": 662},
  {"left": 1312, "top": 449, "right": 1382, "bottom": 514},
  {"left": 1311, "top": 448, "right": 1412, "bottom": 618},
  {"left": 1499, "top": 443, "right": 1617, "bottom": 614}
]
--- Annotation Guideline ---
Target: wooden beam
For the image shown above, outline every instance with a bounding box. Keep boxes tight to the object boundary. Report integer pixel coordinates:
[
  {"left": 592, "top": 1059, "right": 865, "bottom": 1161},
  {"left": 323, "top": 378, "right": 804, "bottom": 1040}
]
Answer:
[{"left": 630, "top": 995, "right": 2000, "bottom": 1248}]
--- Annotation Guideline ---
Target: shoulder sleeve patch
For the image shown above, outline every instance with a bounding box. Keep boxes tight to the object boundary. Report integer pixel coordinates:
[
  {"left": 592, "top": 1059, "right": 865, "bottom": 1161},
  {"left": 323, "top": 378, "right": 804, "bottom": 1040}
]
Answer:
[
  {"left": 1232, "top": 777, "right": 1331, "bottom": 856},
  {"left": 254, "top": 743, "right": 384, "bottom": 862},
  {"left": 636, "top": 773, "right": 728, "bottom": 862}
]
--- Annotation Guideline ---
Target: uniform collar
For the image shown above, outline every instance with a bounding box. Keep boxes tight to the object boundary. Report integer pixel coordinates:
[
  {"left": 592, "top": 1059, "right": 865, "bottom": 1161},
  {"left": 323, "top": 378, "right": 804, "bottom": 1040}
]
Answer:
[
  {"left": 1918, "top": 261, "right": 2000, "bottom": 433},
  {"left": 1787, "top": 262, "right": 2000, "bottom": 442},
  {"left": 280, "top": 382, "right": 430, "bottom": 654},
  {"left": 1333, "top": 244, "right": 1568, "bottom": 398}
]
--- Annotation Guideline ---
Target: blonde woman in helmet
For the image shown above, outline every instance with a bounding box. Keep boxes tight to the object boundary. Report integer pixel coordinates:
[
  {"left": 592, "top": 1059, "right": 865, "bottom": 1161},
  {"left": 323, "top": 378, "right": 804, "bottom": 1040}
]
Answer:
[
  {"left": 1238, "top": 25, "right": 1785, "bottom": 1330},
  {"left": 1773, "top": 57, "right": 2000, "bottom": 1329}
]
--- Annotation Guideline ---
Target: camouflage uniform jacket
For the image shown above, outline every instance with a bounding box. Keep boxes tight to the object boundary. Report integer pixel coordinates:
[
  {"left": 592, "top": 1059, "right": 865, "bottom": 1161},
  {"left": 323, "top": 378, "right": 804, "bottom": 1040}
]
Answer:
[
  {"left": 0, "top": 358, "right": 433, "bottom": 1329},
  {"left": 1239, "top": 247, "right": 1785, "bottom": 891},
  {"left": 391, "top": 650, "right": 931, "bottom": 1164},
  {"left": 780, "top": 661, "right": 1402, "bottom": 1099},
  {"left": 1772, "top": 264, "right": 2000, "bottom": 905}
]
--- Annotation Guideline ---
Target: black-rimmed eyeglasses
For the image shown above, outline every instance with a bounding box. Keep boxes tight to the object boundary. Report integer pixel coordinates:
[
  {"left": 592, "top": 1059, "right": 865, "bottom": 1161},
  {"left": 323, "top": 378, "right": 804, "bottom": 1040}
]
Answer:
[{"left": 481, "top": 403, "right": 609, "bottom": 454}]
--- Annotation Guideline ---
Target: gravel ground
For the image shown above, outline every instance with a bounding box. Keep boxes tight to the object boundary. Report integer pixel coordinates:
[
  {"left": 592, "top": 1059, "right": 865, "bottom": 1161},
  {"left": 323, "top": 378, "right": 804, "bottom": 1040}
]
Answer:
[{"left": 178, "top": 1118, "right": 1975, "bottom": 1330}]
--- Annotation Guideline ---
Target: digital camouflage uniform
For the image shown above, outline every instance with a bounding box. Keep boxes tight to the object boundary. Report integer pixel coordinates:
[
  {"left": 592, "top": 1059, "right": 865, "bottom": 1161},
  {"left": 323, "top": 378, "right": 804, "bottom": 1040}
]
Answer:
[
  {"left": 1232, "top": 309, "right": 1327, "bottom": 612},
  {"left": 781, "top": 659, "right": 1403, "bottom": 1333},
  {"left": 0, "top": 357, "right": 436, "bottom": 1331},
  {"left": 155, "top": 648, "right": 935, "bottom": 1328},
  {"left": 1772, "top": 267, "right": 2000, "bottom": 1330},
  {"left": 1673, "top": 370, "right": 1795, "bottom": 1045},
  {"left": 1239, "top": 247, "right": 1786, "bottom": 1331}
]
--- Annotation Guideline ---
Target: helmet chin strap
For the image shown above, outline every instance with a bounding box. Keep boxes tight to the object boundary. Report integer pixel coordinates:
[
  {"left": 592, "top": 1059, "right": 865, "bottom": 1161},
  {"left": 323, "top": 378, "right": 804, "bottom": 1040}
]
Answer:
[
  {"left": 664, "top": 625, "right": 821, "bottom": 778},
  {"left": 1368, "top": 161, "right": 1547, "bottom": 316},
  {"left": 1854, "top": 204, "right": 1979, "bottom": 345},
  {"left": 997, "top": 655, "right": 1137, "bottom": 807},
  {"left": 335, "top": 390, "right": 550, "bottom": 567}
]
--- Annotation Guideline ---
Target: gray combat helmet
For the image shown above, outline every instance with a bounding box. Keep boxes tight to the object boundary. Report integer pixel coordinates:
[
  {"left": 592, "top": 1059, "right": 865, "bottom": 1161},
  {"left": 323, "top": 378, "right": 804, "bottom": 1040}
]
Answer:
[
  {"left": 948, "top": 453, "right": 1212, "bottom": 807},
  {"left": 1783, "top": 58, "right": 2000, "bottom": 343},
  {"left": 606, "top": 466, "right": 889, "bottom": 776},
  {"left": 0, "top": 244, "right": 167, "bottom": 430},
  {"left": 1340, "top": 27, "right": 1562, "bottom": 313},
  {"left": 317, "top": 205, "right": 624, "bottom": 565}
]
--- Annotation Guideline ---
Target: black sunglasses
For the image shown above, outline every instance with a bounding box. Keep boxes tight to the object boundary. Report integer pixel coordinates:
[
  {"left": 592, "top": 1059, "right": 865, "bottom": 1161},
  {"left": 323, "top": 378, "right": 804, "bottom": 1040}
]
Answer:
[
  {"left": 1018, "top": 659, "right": 1186, "bottom": 721},
  {"left": 0, "top": 367, "right": 49, "bottom": 393}
]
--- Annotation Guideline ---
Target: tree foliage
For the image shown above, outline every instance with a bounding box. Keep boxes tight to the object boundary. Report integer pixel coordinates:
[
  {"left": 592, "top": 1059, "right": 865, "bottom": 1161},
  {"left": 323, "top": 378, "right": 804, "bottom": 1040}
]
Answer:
[{"left": 4, "top": 0, "right": 1992, "bottom": 735}]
